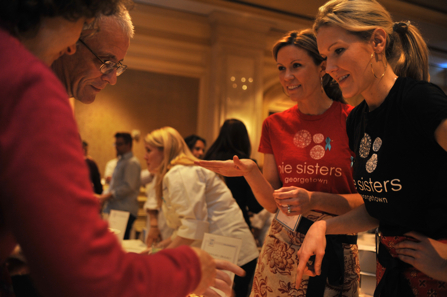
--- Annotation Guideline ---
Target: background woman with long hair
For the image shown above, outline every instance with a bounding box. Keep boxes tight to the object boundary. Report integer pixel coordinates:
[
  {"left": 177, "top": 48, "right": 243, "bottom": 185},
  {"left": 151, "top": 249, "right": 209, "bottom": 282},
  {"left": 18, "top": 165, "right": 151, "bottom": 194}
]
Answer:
[
  {"left": 144, "top": 126, "right": 259, "bottom": 297},
  {"left": 204, "top": 119, "right": 264, "bottom": 232}
]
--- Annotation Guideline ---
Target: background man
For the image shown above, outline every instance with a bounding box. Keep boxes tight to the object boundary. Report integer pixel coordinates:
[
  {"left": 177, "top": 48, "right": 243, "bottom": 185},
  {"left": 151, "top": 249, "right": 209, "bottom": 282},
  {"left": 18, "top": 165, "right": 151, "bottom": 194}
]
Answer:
[{"left": 100, "top": 132, "right": 141, "bottom": 239}]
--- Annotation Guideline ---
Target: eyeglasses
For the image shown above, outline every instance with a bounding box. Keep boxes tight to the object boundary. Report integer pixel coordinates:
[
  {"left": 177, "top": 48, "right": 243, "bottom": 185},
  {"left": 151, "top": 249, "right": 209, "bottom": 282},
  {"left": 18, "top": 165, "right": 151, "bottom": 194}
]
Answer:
[{"left": 79, "top": 39, "right": 127, "bottom": 76}]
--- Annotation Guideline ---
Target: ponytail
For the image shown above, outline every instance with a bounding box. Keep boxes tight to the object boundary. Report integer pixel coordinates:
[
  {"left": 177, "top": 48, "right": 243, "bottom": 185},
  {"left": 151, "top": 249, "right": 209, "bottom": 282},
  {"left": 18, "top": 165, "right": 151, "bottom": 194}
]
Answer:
[{"left": 392, "top": 21, "right": 429, "bottom": 81}]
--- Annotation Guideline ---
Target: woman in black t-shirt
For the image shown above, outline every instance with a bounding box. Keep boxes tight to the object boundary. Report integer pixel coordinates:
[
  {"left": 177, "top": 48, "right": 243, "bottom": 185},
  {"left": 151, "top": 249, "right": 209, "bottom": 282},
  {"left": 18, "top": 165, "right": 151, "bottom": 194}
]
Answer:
[{"left": 295, "top": 0, "right": 447, "bottom": 296}]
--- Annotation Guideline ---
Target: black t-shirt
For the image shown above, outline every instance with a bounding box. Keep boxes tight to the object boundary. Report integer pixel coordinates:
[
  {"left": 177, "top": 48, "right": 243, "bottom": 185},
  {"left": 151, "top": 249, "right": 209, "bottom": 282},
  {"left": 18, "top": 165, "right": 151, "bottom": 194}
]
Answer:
[{"left": 347, "top": 77, "right": 447, "bottom": 239}]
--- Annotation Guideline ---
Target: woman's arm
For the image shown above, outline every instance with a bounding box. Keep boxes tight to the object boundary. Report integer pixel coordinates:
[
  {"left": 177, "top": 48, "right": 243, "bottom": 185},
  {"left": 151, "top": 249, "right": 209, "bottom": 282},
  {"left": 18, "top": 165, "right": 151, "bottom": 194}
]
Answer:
[
  {"left": 295, "top": 204, "right": 379, "bottom": 288},
  {"left": 435, "top": 119, "right": 447, "bottom": 151},
  {"left": 243, "top": 154, "right": 281, "bottom": 213},
  {"left": 273, "top": 188, "right": 364, "bottom": 216},
  {"left": 195, "top": 154, "right": 281, "bottom": 213},
  {"left": 146, "top": 209, "right": 161, "bottom": 247}
]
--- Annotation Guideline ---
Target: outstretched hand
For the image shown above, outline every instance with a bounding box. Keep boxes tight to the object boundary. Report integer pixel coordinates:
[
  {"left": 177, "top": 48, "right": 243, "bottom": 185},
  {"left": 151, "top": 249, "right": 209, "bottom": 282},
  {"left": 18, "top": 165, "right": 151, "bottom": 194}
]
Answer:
[
  {"left": 395, "top": 231, "right": 447, "bottom": 282},
  {"left": 194, "top": 155, "right": 256, "bottom": 177},
  {"left": 295, "top": 221, "right": 327, "bottom": 289}
]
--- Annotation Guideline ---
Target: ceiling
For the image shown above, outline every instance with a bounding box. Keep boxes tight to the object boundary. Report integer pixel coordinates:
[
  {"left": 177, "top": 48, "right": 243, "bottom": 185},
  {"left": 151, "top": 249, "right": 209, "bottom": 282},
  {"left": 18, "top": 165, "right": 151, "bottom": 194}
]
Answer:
[{"left": 135, "top": 0, "right": 447, "bottom": 68}]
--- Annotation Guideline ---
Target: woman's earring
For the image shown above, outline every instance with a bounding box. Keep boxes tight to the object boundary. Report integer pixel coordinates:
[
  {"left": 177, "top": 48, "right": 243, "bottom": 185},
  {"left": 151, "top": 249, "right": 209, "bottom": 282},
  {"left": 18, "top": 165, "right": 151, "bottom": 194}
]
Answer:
[{"left": 370, "top": 52, "right": 388, "bottom": 79}]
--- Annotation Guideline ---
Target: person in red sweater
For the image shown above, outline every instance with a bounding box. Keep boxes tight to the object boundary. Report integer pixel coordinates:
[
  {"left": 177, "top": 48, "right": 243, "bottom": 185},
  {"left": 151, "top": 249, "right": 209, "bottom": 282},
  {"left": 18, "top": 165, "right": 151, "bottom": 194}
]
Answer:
[{"left": 0, "top": 1, "right": 243, "bottom": 297}]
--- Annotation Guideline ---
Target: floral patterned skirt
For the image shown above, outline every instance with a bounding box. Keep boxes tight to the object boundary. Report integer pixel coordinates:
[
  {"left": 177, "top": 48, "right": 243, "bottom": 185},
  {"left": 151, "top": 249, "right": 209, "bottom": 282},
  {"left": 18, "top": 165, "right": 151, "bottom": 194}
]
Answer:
[{"left": 250, "top": 212, "right": 360, "bottom": 297}]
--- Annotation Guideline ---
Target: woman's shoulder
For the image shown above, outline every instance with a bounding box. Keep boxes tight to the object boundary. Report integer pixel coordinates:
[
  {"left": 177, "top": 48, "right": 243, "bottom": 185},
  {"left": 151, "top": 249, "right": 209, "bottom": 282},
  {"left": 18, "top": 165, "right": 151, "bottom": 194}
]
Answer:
[
  {"left": 264, "top": 105, "right": 298, "bottom": 121},
  {"left": 333, "top": 100, "right": 355, "bottom": 117},
  {"left": 398, "top": 77, "right": 446, "bottom": 100},
  {"left": 166, "top": 164, "right": 215, "bottom": 178},
  {"left": 262, "top": 105, "right": 298, "bottom": 131},
  {"left": 389, "top": 77, "right": 447, "bottom": 116}
]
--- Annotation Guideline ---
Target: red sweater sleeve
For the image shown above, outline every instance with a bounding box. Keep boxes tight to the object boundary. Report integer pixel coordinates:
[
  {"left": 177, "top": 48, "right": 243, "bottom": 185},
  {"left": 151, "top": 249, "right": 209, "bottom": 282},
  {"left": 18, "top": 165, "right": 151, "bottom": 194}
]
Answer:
[{"left": 0, "top": 29, "right": 201, "bottom": 297}]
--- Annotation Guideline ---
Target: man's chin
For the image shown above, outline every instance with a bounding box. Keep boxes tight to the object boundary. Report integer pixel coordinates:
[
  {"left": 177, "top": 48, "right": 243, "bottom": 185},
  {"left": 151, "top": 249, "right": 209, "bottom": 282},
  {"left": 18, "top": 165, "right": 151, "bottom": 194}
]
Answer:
[{"left": 74, "top": 92, "right": 97, "bottom": 104}]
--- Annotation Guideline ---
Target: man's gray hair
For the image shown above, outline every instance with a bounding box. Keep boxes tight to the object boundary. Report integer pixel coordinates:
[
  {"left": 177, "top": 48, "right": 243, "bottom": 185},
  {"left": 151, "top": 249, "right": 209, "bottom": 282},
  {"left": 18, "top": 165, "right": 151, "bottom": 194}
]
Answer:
[{"left": 83, "top": 4, "right": 134, "bottom": 39}]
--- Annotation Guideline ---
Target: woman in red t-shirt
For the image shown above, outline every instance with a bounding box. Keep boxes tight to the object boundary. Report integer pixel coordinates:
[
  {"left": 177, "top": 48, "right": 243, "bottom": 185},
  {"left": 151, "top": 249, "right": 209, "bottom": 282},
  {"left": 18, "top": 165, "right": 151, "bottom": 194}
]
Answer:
[{"left": 197, "top": 29, "right": 364, "bottom": 297}]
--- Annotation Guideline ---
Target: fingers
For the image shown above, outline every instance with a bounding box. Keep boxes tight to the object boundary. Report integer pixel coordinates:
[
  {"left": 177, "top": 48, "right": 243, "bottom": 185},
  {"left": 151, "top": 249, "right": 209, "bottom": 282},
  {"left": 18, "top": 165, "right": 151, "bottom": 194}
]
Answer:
[
  {"left": 274, "top": 186, "right": 298, "bottom": 192},
  {"left": 139, "top": 248, "right": 151, "bottom": 254},
  {"left": 194, "top": 160, "right": 228, "bottom": 168},
  {"left": 212, "top": 271, "right": 233, "bottom": 296},
  {"left": 296, "top": 246, "right": 325, "bottom": 289},
  {"left": 215, "top": 259, "right": 246, "bottom": 277},
  {"left": 397, "top": 254, "right": 416, "bottom": 266},
  {"left": 202, "top": 287, "right": 223, "bottom": 297},
  {"left": 273, "top": 190, "right": 296, "bottom": 199},
  {"left": 232, "top": 155, "right": 241, "bottom": 163},
  {"left": 403, "top": 231, "right": 424, "bottom": 242},
  {"left": 313, "top": 251, "right": 324, "bottom": 275},
  {"left": 395, "top": 247, "right": 417, "bottom": 258},
  {"left": 394, "top": 240, "right": 419, "bottom": 251},
  {"left": 295, "top": 253, "right": 307, "bottom": 289},
  {"left": 214, "top": 269, "right": 232, "bottom": 286},
  {"left": 394, "top": 232, "right": 423, "bottom": 251}
]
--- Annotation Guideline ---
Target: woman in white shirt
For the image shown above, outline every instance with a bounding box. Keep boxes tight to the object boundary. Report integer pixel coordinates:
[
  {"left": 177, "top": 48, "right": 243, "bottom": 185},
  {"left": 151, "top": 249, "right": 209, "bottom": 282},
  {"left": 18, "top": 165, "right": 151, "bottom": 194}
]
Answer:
[{"left": 144, "top": 126, "right": 259, "bottom": 297}]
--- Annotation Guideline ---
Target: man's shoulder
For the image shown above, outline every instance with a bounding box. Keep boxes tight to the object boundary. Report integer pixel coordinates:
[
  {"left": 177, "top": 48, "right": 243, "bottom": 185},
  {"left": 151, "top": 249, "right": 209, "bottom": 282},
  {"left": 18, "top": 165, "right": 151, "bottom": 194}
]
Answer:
[{"left": 127, "top": 155, "right": 141, "bottom": 167}]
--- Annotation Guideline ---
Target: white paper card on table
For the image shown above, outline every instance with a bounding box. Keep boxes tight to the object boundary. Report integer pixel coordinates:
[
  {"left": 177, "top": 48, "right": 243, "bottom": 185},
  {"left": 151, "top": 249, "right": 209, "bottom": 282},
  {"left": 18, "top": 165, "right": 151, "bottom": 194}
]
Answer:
[
  {"left": 275, "top": 209, "right": 301, "bottom": 232},
  {"left": 108, "top": 210, "right": 130, "bottom": 242},
  {"left": 201, "top": 233, "right": 242, "bottom": 297},
  {"left": 122, "top": 240, "right": 147, "bottom": 253}
]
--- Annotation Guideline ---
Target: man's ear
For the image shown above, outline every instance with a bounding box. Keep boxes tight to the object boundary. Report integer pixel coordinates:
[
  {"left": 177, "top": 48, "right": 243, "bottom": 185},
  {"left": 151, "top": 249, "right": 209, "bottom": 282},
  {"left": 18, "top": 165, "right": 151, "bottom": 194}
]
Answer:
[{"left": 371, "top": 28, "right": 387, "bottom": 54}]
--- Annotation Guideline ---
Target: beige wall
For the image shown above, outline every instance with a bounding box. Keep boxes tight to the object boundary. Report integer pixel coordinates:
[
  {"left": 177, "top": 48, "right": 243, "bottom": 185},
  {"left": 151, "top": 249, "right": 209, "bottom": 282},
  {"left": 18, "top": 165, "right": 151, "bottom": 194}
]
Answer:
[{"left": 75, "top": 69, "right": 200, "bottom": 176}]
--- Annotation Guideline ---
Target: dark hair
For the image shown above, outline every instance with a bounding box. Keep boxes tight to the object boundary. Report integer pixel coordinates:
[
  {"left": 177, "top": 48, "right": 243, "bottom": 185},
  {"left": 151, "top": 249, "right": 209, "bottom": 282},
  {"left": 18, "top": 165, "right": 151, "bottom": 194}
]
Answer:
[
  {"left": 184, "top": 134, "right": 206, "bottom": 151},
  {"left": 0, "top": 0, "right": 130, "bottom": 37},
  {"left": 272, "top": 29, "right": 345, "bottom": 103},
  {"left": 114, "top": 132, "right": 132, "bottom": 147},
  {"left": 204, "top": 119, "right": 251, "bottom": 161}
]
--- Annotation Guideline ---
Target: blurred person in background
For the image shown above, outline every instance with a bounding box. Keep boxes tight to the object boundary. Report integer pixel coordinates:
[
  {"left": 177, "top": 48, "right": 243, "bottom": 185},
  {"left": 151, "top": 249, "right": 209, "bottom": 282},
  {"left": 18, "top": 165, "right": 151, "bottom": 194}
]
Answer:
[
  {"left": 184, "top": 134, "right": 207, "bottom": 159},
  {"left": 145, "top": 126, "right": 258, "bottom": 297},
  {"left": 82, "top": 140, "right": 103, "bottom": 195},
  {"left": 99, "top": 132, "right": 141, "bottom": 240},
  {"left": 204, "top": 119, "right": 264, "bottom": 232}
]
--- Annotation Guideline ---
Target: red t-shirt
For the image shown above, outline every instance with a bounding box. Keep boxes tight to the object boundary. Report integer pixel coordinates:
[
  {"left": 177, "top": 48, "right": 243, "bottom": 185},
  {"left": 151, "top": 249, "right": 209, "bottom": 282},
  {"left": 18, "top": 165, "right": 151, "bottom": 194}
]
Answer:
[{"left": 259, "top": 102, "right": 356, "bottom": 195}]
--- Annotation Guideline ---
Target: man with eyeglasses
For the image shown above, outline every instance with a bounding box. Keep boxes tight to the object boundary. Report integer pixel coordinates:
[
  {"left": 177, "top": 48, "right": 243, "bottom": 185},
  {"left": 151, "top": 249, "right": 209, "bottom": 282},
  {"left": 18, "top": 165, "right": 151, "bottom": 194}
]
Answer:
[{"left": 52, "top": 9, "right": 132, "bottom": 104}]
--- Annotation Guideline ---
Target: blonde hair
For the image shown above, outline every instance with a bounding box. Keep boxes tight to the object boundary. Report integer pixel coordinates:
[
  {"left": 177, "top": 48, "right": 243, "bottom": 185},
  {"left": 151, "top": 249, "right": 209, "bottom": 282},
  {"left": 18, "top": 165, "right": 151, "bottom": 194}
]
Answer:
[
  {"left": 313, "top": 0, "right": 429, "bottom": 81},
  {"left": 144, "top": 127, "right": 198, "bottom": 207}
]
